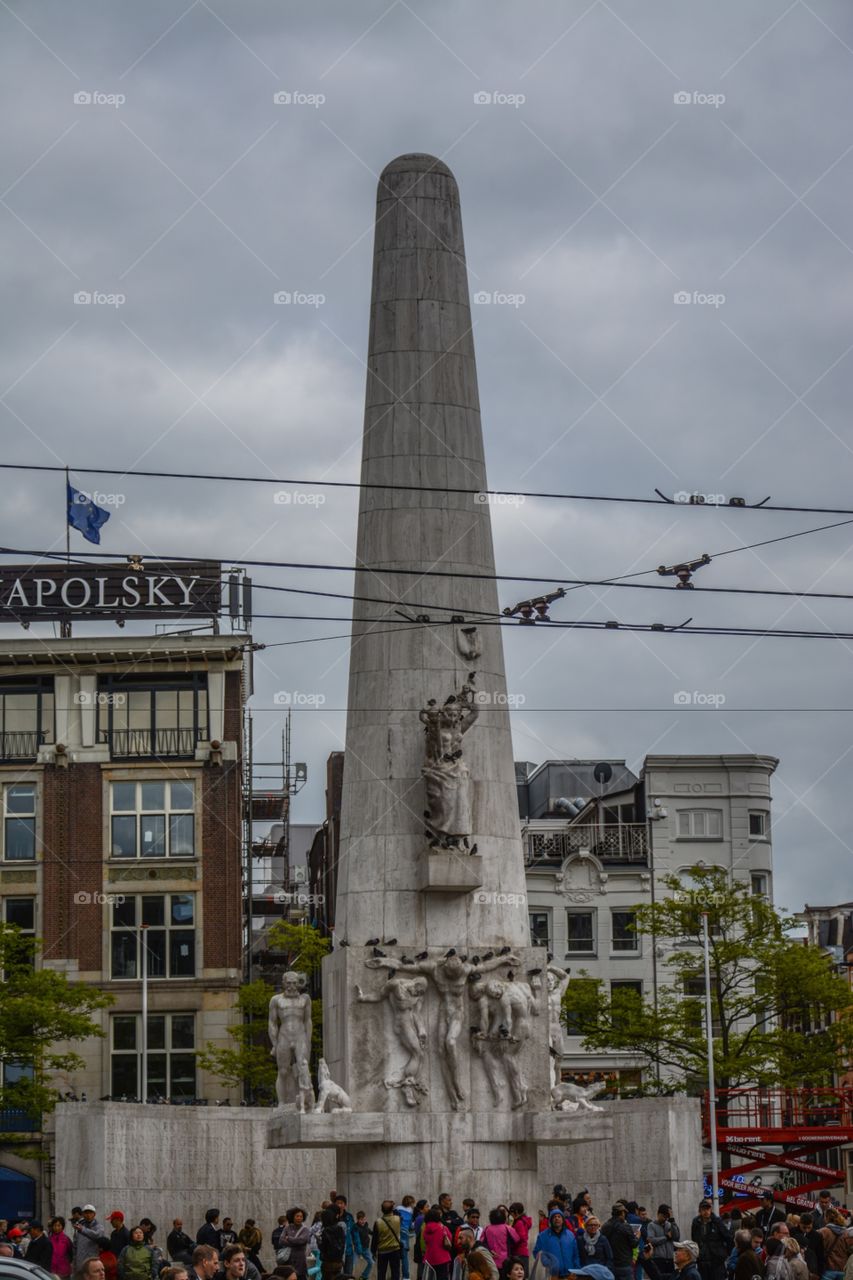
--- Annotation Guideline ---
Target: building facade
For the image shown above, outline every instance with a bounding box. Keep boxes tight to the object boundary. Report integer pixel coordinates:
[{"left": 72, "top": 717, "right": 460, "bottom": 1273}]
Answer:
[
  {"left": 0, "top": 618, "right": 251, "bottom": 1214},
  {"left": 522, "top": 753, "right": 778, "bottom": 1087}
]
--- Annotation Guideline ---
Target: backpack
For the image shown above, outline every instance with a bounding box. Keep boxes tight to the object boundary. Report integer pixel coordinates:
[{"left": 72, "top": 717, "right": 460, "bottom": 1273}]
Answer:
[{"left": 320, "top": 1227, "right": 345, "bottom": 1263}]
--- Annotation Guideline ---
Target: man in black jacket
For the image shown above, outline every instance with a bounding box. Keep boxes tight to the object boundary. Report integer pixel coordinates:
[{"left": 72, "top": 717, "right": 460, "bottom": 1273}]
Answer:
[
  {"left": 439, "top": 1195, "right": 463, "bottom": 1236},
  {"left": 108, "top": 1213, "right": 131, "bottom": 1256},
  {"left": 602, "top": 1203, "right": 638, "bottom": 1280},
  {"left": 755, "top": 1194, "right": 786, "bottom": 1236},
  {"left": 197, "top": 1212, "right": 223, "bottom": 1252},
  {"left": 690, "top": 1202, "right": 732, "bottom": 1280},
  {"left": 24, "top": 1223, "right": 52, "bottom": 1272},
  {"left": 169, "top": 1221, "right": 195, "bottom": 1263}
]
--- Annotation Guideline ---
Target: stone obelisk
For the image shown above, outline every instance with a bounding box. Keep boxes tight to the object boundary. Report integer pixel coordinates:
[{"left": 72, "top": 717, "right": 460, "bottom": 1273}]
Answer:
[{"left": 269, "top": 154, "right": 609, "bottom": 1207}]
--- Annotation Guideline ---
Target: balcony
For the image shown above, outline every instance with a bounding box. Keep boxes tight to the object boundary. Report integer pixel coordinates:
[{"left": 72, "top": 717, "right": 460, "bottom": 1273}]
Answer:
[
  {"left": 101, "top": 727, "right": 202, "bottom": 759},
  {"left": 526, "top": 824, "right": 648, "bottom": 865},
  {"left": 0, "top": 731, "right": 45, "bottom": 762},
  {"left": 0, "top": 1108, "right": 39, "bottom": 1133}
]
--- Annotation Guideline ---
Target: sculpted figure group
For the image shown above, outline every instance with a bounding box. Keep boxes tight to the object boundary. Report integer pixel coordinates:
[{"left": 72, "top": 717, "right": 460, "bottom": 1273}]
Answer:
[{"left": 360, "top": 948, "right": 542, "bottom": 1111}]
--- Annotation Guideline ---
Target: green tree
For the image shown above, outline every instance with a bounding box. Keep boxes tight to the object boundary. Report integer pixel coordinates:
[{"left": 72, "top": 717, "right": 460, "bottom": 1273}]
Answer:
[
  {"left": 198, "top": 923, "right": 331, "bottom": 1100},
  {"left": 196, "top": 979, "right": 277, "bottom": 1101},
  {"left": 267, "top": 921, "right": 331, "bottom": 975},
  {"left": 0, "top": 925, "right": 111, "bottom": 1131},
  {"left": 566, "top": 866, "right": 853, "bottom": 1101}
]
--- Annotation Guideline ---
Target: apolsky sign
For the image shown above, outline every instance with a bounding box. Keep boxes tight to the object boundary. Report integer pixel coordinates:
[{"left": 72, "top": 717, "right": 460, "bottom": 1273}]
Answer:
[{"left": 0, "top": 561, "right": 222, "bottom": 622}]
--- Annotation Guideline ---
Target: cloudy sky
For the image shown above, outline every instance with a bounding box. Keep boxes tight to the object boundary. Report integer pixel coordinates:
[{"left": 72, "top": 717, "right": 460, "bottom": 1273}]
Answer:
[{"left": 2, "top": 0, "right": 853, "bottom": 914}]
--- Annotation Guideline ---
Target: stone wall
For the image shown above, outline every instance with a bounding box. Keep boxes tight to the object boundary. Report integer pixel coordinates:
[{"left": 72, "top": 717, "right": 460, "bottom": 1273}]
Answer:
[
  {"left": 54, "top": 1103, "right": 335, "bottom": 1230},
  {"left": 54, "top": 1097, "right": 700, "bottom": 1233},
  {"left": 537, "top": 1096, "right": 704, "bottom": 1232}
]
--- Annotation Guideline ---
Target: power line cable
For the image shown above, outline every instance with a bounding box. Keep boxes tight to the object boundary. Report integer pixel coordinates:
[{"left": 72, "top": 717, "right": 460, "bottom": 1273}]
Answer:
[{"left": 7, "top": 458, "right": 853, "bottom": 517}]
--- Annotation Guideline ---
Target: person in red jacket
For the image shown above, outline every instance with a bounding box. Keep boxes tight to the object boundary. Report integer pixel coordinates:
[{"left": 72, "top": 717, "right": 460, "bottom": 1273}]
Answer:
[
  {"left": 508, "top": 1206, "right": 532, "bottom": 1277},
  {"left": 422, "top": 1209, "right": 454, "bottom": 1280}
]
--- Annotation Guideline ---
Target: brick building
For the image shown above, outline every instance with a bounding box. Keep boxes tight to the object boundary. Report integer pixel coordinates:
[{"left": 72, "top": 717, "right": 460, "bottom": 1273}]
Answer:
[{"left": 0, "top": 562, "right": 252, "bottom": 1214}]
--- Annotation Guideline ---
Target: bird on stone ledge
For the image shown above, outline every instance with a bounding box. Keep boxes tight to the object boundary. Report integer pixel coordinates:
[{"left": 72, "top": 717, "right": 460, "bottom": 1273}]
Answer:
[
  {"left": 372, "top": 946, "right": 386, "bottom": 958},
  {"left": 366, "top": 937, "right": 380, "bottom": 946},
  {"left": 415, "top": 950, "right": 428, "bottom": 961}
]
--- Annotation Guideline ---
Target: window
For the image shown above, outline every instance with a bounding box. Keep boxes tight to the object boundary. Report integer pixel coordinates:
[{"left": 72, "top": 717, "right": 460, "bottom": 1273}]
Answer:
[
  {"left": 110, "top": 895, "right": 196, "bottom": 979},
  {"left": 748, "top": 811, "right": 767, "bottom": 838},
  {"left": 611, "top": 910, "right": 639, "bottom": 954},
  {"left": 751, "top": 873, "right": 768, "bottom": 897},
  {"left": 563, "top": 977, "right": 596, "bottom": 1035},
  {"left": 4, "top": 786, "right": 36, "bottom": 861},
  {"left": 110, "top": 781, "right": 195, "bottom": 858},
  {"left": 4, "top": 898, "right": 34, "bottom": 933},
  {"left": 0, "top": 678, "right": 54, "bottom": 759},
  {"left": 677, "top": 810, "right": 722, "bottom": 839},
  {"left": 566, "top": 910, "right": 596, "bottom": 954},
  {"left": 111, "top": 1013, "right": 196, "bottom": 1100},
  {"left": 2, "top": 898, "right": 35, "bottom": 976},
  {"left": 611, "top": 980, "right": 643, "bottom": 1029},
  {"left": 529, "top": 911, "right": 551, "bottom": 949},
  {"left": 684, "top": 976, "right": 722, "bottom": 1035},
  {"left": 98, "top": 675, "right": 208, "bottom": 759}
]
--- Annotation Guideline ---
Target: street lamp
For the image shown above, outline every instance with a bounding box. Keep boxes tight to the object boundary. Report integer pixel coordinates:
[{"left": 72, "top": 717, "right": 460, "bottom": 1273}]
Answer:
[
  {"left": 702, "top": 910, "right": 719, "bottom": 1209},
  {"left": 140, "top": 923, "right": 149, "bottom": 1103}
]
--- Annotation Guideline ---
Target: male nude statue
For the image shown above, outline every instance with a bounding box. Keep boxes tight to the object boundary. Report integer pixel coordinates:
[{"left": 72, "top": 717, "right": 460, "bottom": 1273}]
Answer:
[
  {"left": 355, "top": 974, "right": 428, "bottom": 1107},
  {"left": 546, "top": 963, "right": 570, "bottom": 1087},
  {"left": 268, "top": 970, "right": 315, "bottom": 1111},
  {"left": 367, "top": 951, "right": 519, "bottom": 1109}
]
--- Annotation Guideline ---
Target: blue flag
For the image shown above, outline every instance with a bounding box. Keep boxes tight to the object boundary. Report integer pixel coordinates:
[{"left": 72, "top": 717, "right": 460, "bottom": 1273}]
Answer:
[{"left": 67, "top": 483, "right": 111, "bottom": 544}]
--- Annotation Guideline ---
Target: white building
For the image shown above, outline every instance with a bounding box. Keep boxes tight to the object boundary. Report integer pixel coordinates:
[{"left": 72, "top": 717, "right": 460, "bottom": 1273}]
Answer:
[{"left": 521, "top": 753, "right": 778, "bottom": 1087}]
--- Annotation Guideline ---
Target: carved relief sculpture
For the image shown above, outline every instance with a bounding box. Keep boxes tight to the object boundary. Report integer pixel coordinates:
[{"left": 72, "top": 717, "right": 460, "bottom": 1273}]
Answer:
[
  {"left": 369, "top": 951, "right": 518, "bottom": 1110},
  {"left": 470, "top": 970, "right": 539, "bottom": 1109},
  {"left": 355, "top": 972, "right": 429, "bottom": 1108},
  {"left": 420, "top": 672, "right": 479, "bottom": 851},
  {"left": 268, "top": 970, "right": 315, "bottom": 1112}
]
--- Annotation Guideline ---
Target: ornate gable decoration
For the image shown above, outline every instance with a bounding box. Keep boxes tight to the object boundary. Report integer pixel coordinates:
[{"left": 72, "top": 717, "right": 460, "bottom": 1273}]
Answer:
[{"left": 554, "top": 850, "right": 608, "bottom": 902}]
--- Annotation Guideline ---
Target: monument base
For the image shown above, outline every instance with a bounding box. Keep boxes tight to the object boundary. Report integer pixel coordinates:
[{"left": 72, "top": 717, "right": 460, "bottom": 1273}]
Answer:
[
  {"left": 268, "top": 1108, "right": 611, "bottom": 1148},
  {"left": 268, "top": 1108, "right": 611, "bottom": 1219}
]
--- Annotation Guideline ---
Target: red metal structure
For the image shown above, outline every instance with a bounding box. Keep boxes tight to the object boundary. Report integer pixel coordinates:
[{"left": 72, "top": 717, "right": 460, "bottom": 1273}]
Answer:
[{"left": 703, "top": 1087, "right": 853, "bottom": 1209}]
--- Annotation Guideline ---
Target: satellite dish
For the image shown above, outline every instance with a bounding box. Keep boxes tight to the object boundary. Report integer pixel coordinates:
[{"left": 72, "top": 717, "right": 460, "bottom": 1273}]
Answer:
[{"left": 593, "top": 762, "right": 613, "bottom": 785}]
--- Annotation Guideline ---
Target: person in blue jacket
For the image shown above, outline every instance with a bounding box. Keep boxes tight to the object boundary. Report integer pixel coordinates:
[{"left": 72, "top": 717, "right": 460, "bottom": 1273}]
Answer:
[{"left": 534, "top": 1210, "right": 581, "bottom": 1279}]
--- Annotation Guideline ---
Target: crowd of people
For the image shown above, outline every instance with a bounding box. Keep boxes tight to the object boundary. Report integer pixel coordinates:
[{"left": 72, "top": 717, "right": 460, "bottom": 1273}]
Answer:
[{"left": 2, "top": 1186, "right": 852, "bottom": 1280}]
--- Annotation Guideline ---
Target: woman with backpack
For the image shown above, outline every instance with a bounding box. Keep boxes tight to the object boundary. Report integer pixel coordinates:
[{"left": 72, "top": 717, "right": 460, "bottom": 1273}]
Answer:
[
  {"left": 422, "top": 1207, "right": 454, "bottom": 1280},
  {"left": 319, "top": 1207, "right": 347, "bottom": 1280},
  {"left": 481, "top": 1211, "right": 520, "bottom": 1277}
]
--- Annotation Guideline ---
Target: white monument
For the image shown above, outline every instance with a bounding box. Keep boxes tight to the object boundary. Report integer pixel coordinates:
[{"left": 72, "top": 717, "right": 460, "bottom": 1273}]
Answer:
[{"left": 268, "top": 153, "right": 611, "bottom": 1208}]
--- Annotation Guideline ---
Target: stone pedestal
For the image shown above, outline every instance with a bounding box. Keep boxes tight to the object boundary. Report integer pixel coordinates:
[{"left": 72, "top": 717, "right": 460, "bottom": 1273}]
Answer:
[{"left": 269, "top": 1109, "right": 610, "bottom": 1213}]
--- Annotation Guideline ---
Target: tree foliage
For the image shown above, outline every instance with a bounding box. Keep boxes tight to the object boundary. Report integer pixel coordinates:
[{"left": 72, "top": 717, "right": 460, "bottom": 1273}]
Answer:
[
  {"left": 0, "top": 925, "right": 111, "bottom": 1128},
  {"left": 566, "top": 867, "right": 853, "bottom": 1098},
  {"left": 198, "top": 923, "right": 331, "bottom": 1100},
  {"left": 267, "top": 921, "right": 331, "bottom": 975}
]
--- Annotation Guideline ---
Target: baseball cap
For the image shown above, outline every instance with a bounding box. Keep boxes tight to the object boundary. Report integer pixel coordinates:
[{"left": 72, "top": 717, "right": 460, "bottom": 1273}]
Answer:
[
  {"left": 82, "top": 1205, "right": 96, "bottom": 1213},
  {"left": 675, "top": 1242, "right": 699, "bottom": 1261},
  {"left": 8, "top": 1230, "right": 22, "bottom": 1239},
  {"left": 109, "top": 1212, "right": 124, "bottom": 1222}
]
